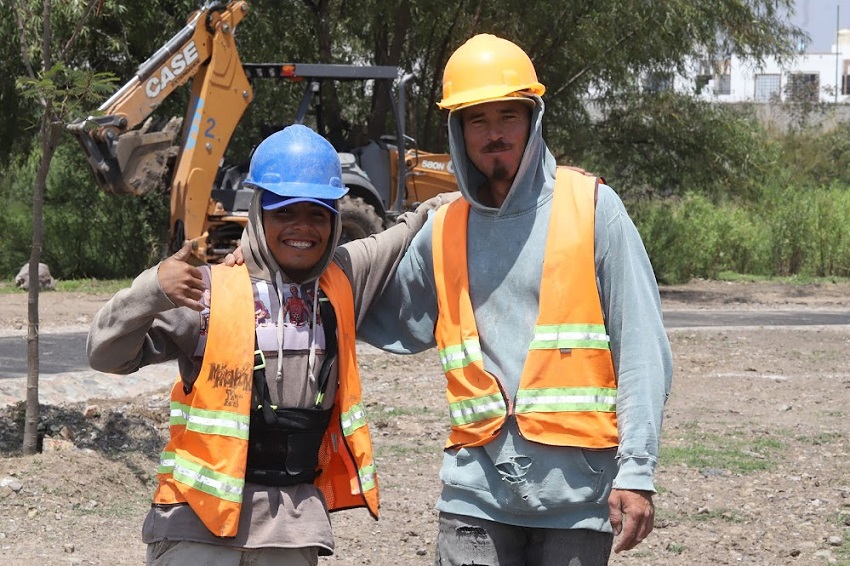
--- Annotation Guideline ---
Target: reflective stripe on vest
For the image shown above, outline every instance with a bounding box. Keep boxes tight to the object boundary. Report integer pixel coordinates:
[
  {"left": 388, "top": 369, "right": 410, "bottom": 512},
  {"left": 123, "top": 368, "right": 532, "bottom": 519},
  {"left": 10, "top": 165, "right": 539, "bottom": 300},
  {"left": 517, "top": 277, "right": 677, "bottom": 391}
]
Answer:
[
  {"left": 514, "top": 386, "right": 617, "bottom": 413},
  {"left": 339, "top": 399, "right": 379, "bottom": 491},
  {"left": 341, "top": 402, "right": 366, "bottom": 436},
  {"left": 529, "top": 323, "right": 610, "bottom": 350},
  {"left": 157, "top": 450, "right": 244, "bottom": 502},
  {"left": 359, "top": 462, "right": 377, "bottom": 492},
  {"left": 168, "top": 401, "right": 251, "bottom": 438},
  {"left": 432, "top": 167, "right": 619, "bottom": 450},
  {"left": 438, "top": 338, "right": 483, "bottom": 372},
  {"left": 448, "top": 393, "right": 508, "bottom": 426}
]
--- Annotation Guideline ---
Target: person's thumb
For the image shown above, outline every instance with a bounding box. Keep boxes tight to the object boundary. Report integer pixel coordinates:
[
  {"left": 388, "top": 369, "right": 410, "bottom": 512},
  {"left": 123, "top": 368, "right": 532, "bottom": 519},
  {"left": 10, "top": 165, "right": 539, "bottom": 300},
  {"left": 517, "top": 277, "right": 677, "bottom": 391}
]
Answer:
[{"left": 171, "top": 240, "right": 194, "bottom": 263}]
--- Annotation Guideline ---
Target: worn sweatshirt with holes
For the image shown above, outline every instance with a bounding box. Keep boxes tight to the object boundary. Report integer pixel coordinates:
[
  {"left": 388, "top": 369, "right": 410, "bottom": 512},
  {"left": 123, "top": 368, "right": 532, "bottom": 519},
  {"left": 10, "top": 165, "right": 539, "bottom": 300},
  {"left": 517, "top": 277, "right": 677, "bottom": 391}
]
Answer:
[
  {"left": 86, "top": 189, "right": 455, "bottom": 554},
  {"left": 358, "top": 95, "right": 673, "bottom": 531}
]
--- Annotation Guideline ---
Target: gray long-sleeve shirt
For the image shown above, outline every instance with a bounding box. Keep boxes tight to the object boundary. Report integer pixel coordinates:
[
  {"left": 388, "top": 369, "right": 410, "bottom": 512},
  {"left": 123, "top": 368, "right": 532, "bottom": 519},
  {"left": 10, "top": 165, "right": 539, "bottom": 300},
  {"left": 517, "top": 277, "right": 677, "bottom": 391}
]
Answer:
[{"left": 358, "top": 96, "right": 673, "bottom": 531}]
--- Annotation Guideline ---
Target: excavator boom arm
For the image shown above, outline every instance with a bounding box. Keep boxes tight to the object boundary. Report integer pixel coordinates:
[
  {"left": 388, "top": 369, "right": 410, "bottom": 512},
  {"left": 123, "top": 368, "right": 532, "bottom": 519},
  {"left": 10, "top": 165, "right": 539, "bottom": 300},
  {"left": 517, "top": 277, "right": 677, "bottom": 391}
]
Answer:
[
  {"left": 67, "top": 2, "right": 250, "bottom": 199},
  {"left": 68, "top": 1, "right": 458, "bottom": 265},
  {"left": 67, "top": 2, "right": 252, "bottom": 264}
]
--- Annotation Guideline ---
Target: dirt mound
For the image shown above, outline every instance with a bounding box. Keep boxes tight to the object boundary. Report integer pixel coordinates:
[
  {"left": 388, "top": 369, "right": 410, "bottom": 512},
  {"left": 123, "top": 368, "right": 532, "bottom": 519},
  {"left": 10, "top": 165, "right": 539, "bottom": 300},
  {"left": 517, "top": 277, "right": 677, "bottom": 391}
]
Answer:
[{"left": 659, "top": 278, "right": 850, "bottom": 310}]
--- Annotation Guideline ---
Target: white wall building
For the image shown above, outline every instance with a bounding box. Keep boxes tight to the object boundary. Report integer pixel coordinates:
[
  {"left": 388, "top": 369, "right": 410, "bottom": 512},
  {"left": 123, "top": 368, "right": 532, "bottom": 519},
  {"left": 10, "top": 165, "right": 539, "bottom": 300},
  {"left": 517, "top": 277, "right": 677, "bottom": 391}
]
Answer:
[{"left": 665, "top": 30, "right": 850, "bottom": 104}]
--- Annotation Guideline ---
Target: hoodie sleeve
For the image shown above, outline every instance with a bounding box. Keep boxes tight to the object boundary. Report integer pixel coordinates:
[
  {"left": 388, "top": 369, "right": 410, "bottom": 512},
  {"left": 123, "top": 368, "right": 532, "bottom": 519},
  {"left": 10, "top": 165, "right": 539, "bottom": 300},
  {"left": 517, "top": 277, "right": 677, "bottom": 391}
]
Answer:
[
  {"left": 594, "top": 184, "right": 673, "bottom": 492},
  {"left": 353, "top": 215, "right": 439, "bottom": 354},
  {"left": 86, "top": 264, "right": 203, "bottom": 381},
  {"left": 335, "top": 192, "right": 458, "bottom": 330}
]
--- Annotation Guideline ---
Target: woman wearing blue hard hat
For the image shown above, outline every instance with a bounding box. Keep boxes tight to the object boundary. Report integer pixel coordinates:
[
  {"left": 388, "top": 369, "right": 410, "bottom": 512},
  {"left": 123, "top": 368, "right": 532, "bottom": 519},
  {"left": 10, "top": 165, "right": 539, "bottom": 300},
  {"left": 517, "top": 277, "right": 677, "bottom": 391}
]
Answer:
[{"left": 87, "top": 124, "right": 458, "bottom": 565}]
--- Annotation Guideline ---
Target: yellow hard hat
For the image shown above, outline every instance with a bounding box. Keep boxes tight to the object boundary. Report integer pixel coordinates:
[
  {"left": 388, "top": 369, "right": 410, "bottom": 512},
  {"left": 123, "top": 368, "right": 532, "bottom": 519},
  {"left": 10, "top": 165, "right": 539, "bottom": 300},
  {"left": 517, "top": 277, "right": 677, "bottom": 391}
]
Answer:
[{"left": 438, "top": 33, "right": 546, "bottom": 112}]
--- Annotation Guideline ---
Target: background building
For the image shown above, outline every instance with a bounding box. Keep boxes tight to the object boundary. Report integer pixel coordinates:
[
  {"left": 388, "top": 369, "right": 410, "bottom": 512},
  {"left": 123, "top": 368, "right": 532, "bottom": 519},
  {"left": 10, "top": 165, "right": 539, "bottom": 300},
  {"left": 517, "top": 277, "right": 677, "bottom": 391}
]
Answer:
[{"left": 662, "top": 30, "right": 850, "bottom": 104}]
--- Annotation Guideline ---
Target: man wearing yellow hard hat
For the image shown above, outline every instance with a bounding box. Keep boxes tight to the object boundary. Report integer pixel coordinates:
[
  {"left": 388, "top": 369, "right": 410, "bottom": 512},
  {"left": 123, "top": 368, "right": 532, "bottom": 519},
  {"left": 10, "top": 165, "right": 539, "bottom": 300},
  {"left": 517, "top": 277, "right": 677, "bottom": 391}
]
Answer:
[{"left": 360, "top": 33, "right": 672, "bottom": 565}]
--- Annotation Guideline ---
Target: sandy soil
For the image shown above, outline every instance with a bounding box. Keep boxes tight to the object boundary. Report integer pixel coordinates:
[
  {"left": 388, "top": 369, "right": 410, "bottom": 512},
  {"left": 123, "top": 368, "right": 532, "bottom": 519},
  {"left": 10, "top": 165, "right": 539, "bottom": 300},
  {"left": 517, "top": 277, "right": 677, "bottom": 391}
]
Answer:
[{"left": 0, "top": 279, "right": 848, "bottom": 566}]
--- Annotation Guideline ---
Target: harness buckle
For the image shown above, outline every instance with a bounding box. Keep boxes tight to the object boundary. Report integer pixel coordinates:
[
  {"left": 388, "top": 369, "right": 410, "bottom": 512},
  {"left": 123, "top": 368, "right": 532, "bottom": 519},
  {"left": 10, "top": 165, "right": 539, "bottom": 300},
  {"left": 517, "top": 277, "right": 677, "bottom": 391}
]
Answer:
[{"left": 254, "top": 349, "right": 267, "bottom": 371}]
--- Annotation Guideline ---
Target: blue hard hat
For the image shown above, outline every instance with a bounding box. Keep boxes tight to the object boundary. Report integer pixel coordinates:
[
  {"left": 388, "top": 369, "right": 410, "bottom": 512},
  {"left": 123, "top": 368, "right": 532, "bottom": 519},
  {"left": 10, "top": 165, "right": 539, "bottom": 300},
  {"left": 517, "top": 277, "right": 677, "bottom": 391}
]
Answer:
[{"left": 244, "top": 124, "right": 348, "bottom": 201}]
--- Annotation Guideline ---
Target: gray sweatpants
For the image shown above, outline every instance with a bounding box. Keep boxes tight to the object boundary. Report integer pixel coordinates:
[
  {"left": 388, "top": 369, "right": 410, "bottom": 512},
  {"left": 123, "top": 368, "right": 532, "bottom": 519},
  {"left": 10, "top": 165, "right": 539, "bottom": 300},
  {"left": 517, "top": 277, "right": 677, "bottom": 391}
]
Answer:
[
  {"left": 146, "top": 540, "right": 319, "bottom": 566},
  {"left": 434, "top": 512, "right": 613, "bottom": 566}
]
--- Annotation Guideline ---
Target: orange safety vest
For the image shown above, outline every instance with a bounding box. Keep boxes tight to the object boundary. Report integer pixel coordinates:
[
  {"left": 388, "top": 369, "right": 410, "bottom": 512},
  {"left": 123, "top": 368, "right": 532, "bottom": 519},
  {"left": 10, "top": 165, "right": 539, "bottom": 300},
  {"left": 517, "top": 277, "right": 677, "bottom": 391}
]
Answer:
[
  {"left": 432, "top": 167, "right": 618, "bottom": 451},
  {"left": 153, "top": 263, "right": 379, "bottom": 537}
]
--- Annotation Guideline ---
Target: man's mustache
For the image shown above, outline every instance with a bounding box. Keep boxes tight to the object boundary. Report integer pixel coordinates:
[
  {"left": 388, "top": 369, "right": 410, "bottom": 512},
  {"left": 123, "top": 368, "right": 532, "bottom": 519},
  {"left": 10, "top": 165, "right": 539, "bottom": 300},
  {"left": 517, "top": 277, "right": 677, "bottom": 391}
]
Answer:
[{"left": 482, "top": 140, "right": 511, "bottom": 153}]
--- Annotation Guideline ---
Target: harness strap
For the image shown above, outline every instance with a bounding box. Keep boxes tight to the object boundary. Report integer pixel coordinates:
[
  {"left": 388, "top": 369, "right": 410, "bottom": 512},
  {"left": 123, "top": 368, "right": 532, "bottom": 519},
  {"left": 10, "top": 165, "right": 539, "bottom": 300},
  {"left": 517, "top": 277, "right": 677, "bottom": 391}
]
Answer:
[
  {"left": 252, "top": 291, "right": 339, "bottom": 419},
  {"left": 246, "top": 290, "right": 340, "bottom": 487},
  {"left": 314, "top": 297, "right": 338, "bottom": 407}
]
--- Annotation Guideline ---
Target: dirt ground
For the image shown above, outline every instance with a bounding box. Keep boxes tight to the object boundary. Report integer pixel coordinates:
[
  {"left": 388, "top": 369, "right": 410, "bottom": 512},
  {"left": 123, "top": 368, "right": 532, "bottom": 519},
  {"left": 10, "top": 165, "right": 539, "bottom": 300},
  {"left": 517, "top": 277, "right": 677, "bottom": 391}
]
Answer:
[{"left": 0, "top": 279, "right": 849, "bottom": 566}]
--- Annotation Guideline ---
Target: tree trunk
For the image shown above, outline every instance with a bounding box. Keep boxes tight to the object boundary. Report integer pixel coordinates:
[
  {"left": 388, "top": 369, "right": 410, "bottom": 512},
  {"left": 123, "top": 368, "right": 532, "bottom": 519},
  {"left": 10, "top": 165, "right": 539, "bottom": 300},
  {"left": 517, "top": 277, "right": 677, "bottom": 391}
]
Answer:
[
  {"left": 367, "top": 1, "right": 410, "bottom": 142},
  {"left": 309, "top": 0, "right": 347, "bottom": 149},
  {"left": 22, "top": 109, "right": 60, "bottom": 455}
]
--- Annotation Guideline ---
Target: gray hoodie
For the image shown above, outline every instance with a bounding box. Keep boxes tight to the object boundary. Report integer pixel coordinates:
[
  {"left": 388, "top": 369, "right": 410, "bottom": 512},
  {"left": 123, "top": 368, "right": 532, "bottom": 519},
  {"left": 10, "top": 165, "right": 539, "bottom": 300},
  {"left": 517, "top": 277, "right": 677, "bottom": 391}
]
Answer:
[
  {"left": 87, "top": 189, "right": 454, "bottom": 553},
  {"left": 359, "top": 95, "right": 673, "bottom": 531}
]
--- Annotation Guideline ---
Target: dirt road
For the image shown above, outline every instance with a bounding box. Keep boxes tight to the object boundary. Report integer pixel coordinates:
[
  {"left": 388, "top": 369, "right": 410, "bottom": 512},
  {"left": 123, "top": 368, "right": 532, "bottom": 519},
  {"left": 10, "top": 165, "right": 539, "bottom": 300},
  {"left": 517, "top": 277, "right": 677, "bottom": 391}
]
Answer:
[{"left": 0, "top": 279, "right": 848, "bottom": 565}]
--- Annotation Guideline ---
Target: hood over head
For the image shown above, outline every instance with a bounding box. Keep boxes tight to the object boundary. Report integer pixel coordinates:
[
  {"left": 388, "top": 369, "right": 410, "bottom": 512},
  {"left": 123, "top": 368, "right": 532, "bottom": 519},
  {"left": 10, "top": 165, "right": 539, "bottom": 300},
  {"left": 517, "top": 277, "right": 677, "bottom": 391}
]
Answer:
[
  {"left": 447, "top": 94, "right": 556, "bottom": 216},
  {"left": 241, "top": 188, "right": 342, "bottom": 284},
  {"left": 240, "top": 124, "right": 345, "bottom": 284}
]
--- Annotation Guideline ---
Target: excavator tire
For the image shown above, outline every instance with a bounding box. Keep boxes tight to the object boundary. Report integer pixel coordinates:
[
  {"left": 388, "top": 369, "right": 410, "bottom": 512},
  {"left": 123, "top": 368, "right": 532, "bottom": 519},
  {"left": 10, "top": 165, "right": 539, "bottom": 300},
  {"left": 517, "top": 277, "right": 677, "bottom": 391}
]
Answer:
[{"left": 338, "top": 195, "right": 383, "bottom": 243}]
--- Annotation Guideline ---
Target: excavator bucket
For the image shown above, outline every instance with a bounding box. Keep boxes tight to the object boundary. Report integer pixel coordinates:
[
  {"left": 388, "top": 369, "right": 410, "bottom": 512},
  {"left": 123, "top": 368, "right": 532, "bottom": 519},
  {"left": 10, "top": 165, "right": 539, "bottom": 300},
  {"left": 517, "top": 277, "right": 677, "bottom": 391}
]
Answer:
[{"left": 68, "top": 116, "right": 183, "bottom": 196}]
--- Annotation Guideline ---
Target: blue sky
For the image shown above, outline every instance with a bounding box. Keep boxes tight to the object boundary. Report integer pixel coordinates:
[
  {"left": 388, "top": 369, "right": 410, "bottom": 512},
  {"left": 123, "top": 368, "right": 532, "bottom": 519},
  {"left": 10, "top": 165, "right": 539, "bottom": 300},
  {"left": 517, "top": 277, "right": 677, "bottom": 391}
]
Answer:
[{"left": 793, "top": 0, "right": 847, "bottom": 51}]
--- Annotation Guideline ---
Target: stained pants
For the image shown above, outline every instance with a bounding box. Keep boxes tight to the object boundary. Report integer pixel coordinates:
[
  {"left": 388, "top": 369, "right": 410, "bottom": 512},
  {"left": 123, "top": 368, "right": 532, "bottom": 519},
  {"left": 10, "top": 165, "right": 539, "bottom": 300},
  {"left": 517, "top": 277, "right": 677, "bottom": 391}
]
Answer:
[{"left": 434, "top": 511, "right": 613, "bottom": 566}]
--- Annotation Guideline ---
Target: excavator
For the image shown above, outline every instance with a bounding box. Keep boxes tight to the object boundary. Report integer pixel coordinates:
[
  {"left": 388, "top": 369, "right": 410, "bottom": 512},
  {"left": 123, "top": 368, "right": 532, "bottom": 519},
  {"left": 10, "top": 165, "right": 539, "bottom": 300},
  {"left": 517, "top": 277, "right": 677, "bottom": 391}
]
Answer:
[{"left": 67, "top": 1, "right": 457, "bottom": 264}]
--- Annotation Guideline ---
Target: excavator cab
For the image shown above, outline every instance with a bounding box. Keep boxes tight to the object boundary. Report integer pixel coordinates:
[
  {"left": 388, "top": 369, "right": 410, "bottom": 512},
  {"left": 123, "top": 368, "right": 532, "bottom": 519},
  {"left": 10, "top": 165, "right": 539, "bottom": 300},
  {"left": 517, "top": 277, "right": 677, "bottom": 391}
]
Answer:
[{"left": 237, "top": 63, "right": 422, "bottom": 243}]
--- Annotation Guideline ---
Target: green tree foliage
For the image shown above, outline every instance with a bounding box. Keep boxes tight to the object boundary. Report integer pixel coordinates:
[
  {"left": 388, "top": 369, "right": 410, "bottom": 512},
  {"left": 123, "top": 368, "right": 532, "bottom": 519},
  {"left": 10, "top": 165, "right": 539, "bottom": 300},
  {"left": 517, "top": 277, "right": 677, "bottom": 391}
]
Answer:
[
  {"left": 0, "top": 146, "right": 168, "bottom": 278},
  {"left": 0, "top": 9, "right": 27, "bottom": 166},
  {"left": 633, "top": 172, "right": 850, "bottom": 284},
  {"left": 3, "top": 0, "right": 811, "bottom": 170},
  {"left": 0, "top": 0, "right": 829, "bottom": 280},
  {"left": 281, "top": 0, "right": 806, "bottom": 186},
  {"left": 577, "top": 94, "right": 782, "bottom": 201},
  {"left": 13, "top": 0, "right": 129, "bottom": 456}
]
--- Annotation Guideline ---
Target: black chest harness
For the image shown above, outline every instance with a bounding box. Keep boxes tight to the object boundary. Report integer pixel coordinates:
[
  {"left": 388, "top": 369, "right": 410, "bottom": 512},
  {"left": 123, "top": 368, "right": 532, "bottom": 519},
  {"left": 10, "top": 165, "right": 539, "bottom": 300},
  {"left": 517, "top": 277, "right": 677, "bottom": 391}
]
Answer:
[{"left": 245, "top": 298, "right": 338, "bottom": 486}]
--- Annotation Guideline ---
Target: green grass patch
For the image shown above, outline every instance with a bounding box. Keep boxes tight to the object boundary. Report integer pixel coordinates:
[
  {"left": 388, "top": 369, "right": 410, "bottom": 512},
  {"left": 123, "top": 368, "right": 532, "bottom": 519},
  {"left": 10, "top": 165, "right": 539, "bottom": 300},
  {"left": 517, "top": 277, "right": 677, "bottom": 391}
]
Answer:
[
  {"left": 366, "top": 404, "right": 442, "bottom": 419},
  {"left": 800, "top": 431, "right": 846, "bottom": 446},
  {"left": 0, "top": 278, "right": 133, "bottom": 294},
  {"left": 0, "top": 280, "right": 24, "bottom": 293},
  {"left": 55, "top": 279, "right": 133, "bottom": 293},
  {"left": 689, "top": 508, "right": 742, "bottom": 522},
  {"left": 375, "top": 443, "right": 438, "bottom": 458},
  {"left": 75, "top": 498, "right": 146, "bottom": 518},
  {"left": 369, "top": 405, "right": 419, "bottom": 418},
  {"left": 716, "top": 271, "right": 850, "bottom": 285},
  {"left": 632, "top": 185, "right": 850, "bottom": 283},
  {"left": 832, "top": 526, "right": 850, "bottom": 566},
  {"left": 661, "top": 423, "right": 785, "bottom": 474}
]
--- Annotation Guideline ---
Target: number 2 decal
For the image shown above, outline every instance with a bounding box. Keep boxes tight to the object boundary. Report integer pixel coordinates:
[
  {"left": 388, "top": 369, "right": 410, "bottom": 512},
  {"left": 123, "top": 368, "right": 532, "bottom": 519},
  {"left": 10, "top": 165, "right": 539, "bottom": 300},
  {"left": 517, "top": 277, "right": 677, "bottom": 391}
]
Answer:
[{"left": 204, "top": 118, "right": 216, "bottom": 138}]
